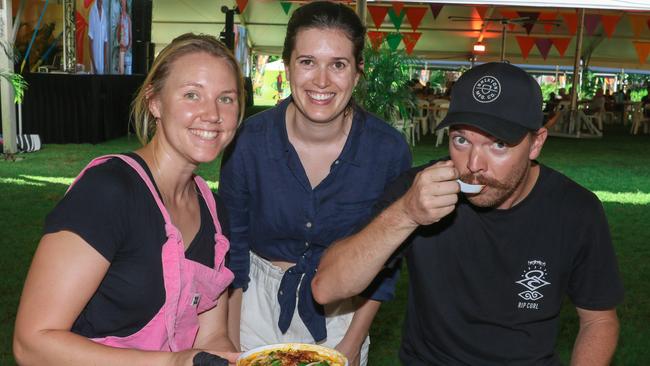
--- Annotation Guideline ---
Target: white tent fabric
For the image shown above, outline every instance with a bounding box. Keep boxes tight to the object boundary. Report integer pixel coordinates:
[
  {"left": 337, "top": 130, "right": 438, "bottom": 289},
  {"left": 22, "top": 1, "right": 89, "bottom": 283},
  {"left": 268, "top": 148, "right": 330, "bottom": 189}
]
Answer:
[{"left": 399, "top": 1, "right": 650, "bottom": 11}]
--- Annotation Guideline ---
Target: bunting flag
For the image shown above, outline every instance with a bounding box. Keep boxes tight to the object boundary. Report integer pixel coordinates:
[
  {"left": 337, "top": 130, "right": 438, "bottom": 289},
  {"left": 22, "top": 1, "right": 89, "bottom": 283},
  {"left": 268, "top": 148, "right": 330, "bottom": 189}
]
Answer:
[
  {"left": 474, "top": 6, "right": 488, "bottom": 20},
  {"left": 367, "top": 31, "right": 386, "bottom": 50},
  {"left": 388, "top": 8, "right": 406, "bottom": 30},
  {"left": 561, "top": 12, "right": 578, "bottom": 35},
  {"left": 518, "top": 12, "right": 540, "bottom": 35},
  {"left": 551, "top": 37, "right": 571, "bottom": 57},
  {"left": 402, "top": 32, "right": 422, "bottom": 54},
  {"left": 538, "top": 12, "right": 558, "bottom": 34},
  {"left": 535, "top": 38, "right": 553, "bottom": 60},
  {"left": 584, "top": 14, "right": 601, "bottom": 36},
  {"left": 280, "top": 2, "right": 292, "bottom": 15},
  {"left": 392, "top": 2, "right": 404, "bottom": 15},
  {"left": 75, "top": 11, "right": 88, "bottom": 63},
  {"left": 629, "top": 15, "right": 648, "bottom": 38},
  {"left": 235, "top": 0, "right": 248, "bottom": 13},
  {"left": 600, "top": 15, "right": 621, "bottom": 38},
  {"left": 367, "top": 5, "right": 389, "bottom": 29},
  {"left": 429, "top": 4, "right": 444, "bottom": 20},
  {"left": 406, "top": 7, "right": 428, "bottom": 32},
  {"left": 499, "top": 10, "right": 519, "bottom": 31},
  {"left": 515, "top": 36, "right": 536, "bottom": 59},
  {"left": 632, "top": 41, "right": 650, "bottom": 64},
  {"left": 386, "top": 33, "right": 403, "bottom": 51}
]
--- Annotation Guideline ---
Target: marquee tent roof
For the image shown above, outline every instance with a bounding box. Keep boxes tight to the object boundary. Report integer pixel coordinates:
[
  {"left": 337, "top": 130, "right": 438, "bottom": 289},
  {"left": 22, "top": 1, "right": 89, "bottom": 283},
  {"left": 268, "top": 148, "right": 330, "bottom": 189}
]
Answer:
[{"left": 153, "top": 1, "right": 650, "bottom": 70}]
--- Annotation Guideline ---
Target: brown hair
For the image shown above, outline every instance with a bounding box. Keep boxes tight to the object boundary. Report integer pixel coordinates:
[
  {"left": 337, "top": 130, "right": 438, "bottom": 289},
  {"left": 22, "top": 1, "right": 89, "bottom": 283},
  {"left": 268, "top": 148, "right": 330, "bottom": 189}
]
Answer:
[{"left": 131, "top": 33, "right": 245, "bottom": 145}]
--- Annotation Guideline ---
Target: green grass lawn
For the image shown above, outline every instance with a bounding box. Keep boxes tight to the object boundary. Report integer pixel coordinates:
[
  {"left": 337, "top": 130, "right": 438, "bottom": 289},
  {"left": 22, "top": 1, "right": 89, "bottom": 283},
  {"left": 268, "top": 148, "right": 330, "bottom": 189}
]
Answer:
[{"left": 1, "top": 124, "right": 649, "bottom": 365}]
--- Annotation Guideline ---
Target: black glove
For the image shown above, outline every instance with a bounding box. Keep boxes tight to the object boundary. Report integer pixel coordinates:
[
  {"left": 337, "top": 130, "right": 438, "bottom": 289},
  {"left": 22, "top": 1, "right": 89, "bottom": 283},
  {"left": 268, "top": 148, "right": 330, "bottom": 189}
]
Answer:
[{"left": 192, "top": 351, "right": 230, "bottom": 366}]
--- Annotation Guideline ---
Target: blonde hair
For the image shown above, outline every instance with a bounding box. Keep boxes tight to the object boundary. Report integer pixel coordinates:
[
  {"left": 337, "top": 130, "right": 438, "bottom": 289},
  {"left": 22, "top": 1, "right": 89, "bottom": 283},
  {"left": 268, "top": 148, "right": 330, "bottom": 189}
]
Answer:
[{"left": 131, "top": 33, "right": 246, "bottom": 145}]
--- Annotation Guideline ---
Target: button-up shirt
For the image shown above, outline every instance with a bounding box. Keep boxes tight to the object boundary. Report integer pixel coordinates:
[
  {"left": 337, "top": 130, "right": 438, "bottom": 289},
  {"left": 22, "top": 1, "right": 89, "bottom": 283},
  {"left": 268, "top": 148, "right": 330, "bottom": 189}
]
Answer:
[{"left": 219, "top": 96, "right": 412, "bottom": 342}]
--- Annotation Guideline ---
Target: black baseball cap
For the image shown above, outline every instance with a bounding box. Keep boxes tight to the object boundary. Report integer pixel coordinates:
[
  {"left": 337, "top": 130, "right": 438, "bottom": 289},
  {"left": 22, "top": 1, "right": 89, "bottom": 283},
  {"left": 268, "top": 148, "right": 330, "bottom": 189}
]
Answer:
[{"left": 436, "top": 62, "right": 543, "bottom": 144}]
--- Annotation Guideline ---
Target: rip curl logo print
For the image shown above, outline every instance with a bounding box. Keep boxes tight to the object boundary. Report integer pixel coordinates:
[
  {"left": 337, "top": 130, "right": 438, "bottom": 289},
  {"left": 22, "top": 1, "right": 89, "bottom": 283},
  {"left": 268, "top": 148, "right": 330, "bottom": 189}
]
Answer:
[
  {"left": 472, "top": 76, "right": 501, "bottom": 103},
  {"left": 516, "top": 260, "right": 550, "bottom": 310}
]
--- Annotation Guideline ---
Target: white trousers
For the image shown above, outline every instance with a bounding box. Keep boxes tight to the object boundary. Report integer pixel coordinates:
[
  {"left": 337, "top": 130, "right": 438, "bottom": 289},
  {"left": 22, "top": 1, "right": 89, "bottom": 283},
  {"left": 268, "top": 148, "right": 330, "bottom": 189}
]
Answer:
[{"left": 240, "top": 252, "right": 370, "bottom": 366}]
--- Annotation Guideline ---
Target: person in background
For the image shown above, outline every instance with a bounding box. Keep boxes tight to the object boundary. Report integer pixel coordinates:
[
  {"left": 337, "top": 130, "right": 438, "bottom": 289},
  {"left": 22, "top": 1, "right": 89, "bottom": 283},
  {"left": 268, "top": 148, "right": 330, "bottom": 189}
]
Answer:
[
  {"left": 219, "top": 2, "right": 411, "bottom": 365},
  {"left": 543, "top": 92, "right": 558, "bottom": 114},
  {"left": 642, "top": 85, "right": 650, "bottom": 117},
  {"left": 587, "top": 89, "right": 606, "bottom": 115},
  {"left": 14, "top": 33, "right": 244, "bottom": 366},
  {"left": 88, "top": 0, "right": 108, "bottom": 74},
  {"left": 313, "top": 62, "right": 623, "bottom": 365},
  {"left": 116, "top": 0, "right": 132, "bottom": 75}
]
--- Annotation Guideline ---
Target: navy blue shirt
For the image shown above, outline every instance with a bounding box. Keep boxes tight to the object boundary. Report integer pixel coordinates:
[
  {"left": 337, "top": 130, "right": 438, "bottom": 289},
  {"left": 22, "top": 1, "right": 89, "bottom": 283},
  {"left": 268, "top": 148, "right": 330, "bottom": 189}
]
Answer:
[{"left": 219, "top": 96, "right": 412, "bottom": 342}]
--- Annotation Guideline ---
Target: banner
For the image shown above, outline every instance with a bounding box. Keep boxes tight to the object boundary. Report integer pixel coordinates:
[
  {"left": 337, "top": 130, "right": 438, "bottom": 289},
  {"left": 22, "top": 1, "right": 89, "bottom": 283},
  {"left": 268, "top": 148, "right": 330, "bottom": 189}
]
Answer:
[
  {"left": 600, "top": 15, "right": 621, "bottom": 38},
  {"left": 402, "top": 32, "right": 422, "bottom": 54},
  {"left": 561, "top": 12, "right": 578, "bottom": 35},
  {"left": 367, "top": 31, "right": 386, "bottom": 50},
  {"left": 392, "top": 2, "right": 404, "bottom": 15},
  {"left": 551, "top": 37, "right": 571, "bottom": 57},
  {"left": 406, "top": 7, "right": 428, "bottom": 32},
  {"left": 499, "top": 10, "right": 519, "bottom": 31},
  {"left": 236, "top": 0, "right": 248, "bottom": 13},
  {"left": 515, "top": 36, "right": 536, "bottom": 59},
  {"left": 535, "top": 38, "right": 553, "bottom": 60},
  {"left": 584, "top": 14, "right": 601, "bottom": 36},
  {"left": 367, "top": 5, "right": 389, "bottom": 29},
  {"left": 518, "top": 12, "right": 540, "bottom": 35},
  {"left": 474, "top": 6, "right": 488, "bottom": 20},
  {"left": 632, "top": 41, "right": 650, "bottom": 64},
  {"left": 628, "top": 14, "right": 648, "bottom": 38},
  {"left": 538, "top": 12, "right": 558, "bottom": 34},
  {"left": 429, "top": 4, "right": 444, "bottom": 20},
  {"left": 388, "top": 8, "right": 406, "bottom": 30},
  {"left": 280, "top": 2, "right": 292, "bottom": 15},
  {"left": 386, "top": 32, "right": 403, "bottom": 51}
]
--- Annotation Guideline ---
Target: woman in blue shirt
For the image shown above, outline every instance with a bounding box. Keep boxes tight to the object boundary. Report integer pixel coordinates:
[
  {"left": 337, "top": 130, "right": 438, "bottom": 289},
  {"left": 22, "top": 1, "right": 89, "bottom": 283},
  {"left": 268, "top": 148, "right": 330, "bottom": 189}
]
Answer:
[{"left": 219, "top": 2, "right": 411, "bottom": 365}]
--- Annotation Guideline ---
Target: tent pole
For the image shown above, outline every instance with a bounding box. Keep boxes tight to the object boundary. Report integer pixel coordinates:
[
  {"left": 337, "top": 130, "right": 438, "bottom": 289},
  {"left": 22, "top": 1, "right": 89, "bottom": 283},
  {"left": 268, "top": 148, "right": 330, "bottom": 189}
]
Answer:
[
  {"left": 500, "top": 23, "right": 507, "bottom": 61},
  {"left": 356, "top": 0, "right": 367, "bottom": 28},
  {"left": 1, "top": 0, "right": 17, "bottom": 155},
  {"left": 569, "top": 8, "right": 585, "bottom": 136}
]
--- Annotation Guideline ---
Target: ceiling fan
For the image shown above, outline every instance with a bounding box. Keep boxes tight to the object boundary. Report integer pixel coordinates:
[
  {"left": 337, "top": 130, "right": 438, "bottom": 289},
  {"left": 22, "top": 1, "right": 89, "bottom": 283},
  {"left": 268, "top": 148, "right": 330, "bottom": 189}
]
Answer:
[{"left": 448, "top": 16, "right": 562, "bottom": 61}]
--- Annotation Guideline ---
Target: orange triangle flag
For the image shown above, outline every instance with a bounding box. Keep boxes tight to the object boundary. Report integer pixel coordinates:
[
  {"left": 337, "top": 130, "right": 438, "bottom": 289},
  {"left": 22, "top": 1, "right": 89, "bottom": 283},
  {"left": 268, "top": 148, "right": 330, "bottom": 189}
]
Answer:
[
  {"left": 402, "top": 32, "right": 422, "bottom": 55},
  {"left": 600, "top": 15, "right": 621, "bottom": 38},
  {"left": 474, "top": 6, "right": 488, "bottom": 20},
  {"left": 538, "top": 12, "right": 558, "bottom": 34},
  {"left": 515, "top": 36, "right": 536, "bottom": 60},
  {"left": 235, "top": 0, "right": 248, "bottom": 13},
  {"left": 551, "top": 38, "right": 571, "bottom": 57},
  {"left": 367, "top": 5, "right": 389, "bottom": 29},
  {"left": 406, "top": 7, "right": 428, "bottom": 32},
  {"left": 561, "top": 12, "right": 578, "bottom": 35},
  {"left": 499, "top": 10, "right": 518, "bottom": 31},
  {"left": 632, "top": 41, "right": 650, "bottom": 64},
  {"left": 392, "top": 2, "right": 404, "bottom": 16},
  {"left": 367, "top": 31, "right": 386, "bottom": 50},
  {"left": 628, "top": 15, "right": 647, "bottom": 38}
]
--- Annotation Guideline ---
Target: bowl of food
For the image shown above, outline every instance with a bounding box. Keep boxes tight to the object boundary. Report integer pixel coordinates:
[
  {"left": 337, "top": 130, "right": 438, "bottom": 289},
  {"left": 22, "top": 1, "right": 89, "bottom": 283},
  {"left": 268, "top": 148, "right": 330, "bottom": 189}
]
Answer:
[{"left": 236, "top": 343, "right": 348, "bottom": 366}]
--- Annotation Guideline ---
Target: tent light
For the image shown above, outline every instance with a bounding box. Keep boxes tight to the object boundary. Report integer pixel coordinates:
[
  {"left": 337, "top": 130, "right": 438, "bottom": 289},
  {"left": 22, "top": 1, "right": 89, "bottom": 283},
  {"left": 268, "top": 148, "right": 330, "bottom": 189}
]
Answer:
[{"left": 473, "top": 42, "right": 487, "bottom": 53}]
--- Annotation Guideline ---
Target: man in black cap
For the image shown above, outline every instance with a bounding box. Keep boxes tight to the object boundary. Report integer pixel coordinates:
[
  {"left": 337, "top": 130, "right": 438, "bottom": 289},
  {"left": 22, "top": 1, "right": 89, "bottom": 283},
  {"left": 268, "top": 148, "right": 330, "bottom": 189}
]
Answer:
[{"left": 312, "top": 62, "right": 623, "bottom": 365}]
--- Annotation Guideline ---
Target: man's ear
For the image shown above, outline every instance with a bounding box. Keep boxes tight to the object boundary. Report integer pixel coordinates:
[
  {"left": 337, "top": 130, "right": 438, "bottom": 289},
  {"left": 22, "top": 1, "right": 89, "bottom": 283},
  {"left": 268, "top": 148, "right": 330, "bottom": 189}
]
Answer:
[{"left": 529, "top": 127, "right": 548, "bottom": 160}]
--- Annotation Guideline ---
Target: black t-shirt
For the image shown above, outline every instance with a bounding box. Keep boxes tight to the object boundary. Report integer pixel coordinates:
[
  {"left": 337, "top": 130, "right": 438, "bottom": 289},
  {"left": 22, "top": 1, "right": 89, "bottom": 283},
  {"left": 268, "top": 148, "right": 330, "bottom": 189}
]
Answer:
[
  {"left": 375, "top": 161, "right": 624, "bottom": 365},
  {"left": 44, "top": 153, "right": 229, "bottom": 338}
]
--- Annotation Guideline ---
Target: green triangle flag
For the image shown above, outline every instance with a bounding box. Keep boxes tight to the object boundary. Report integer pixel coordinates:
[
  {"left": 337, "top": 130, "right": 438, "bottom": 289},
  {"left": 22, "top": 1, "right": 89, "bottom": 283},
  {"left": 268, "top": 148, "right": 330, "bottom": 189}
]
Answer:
[
  {"left": 387, "top": 8, "right": 405, "bottom": 30},
  {"left": 280, "top": 2, "right": 292, "bottom": 15},
  {"left": 386, "top": 32, "right": 403, "bottom": 50}
]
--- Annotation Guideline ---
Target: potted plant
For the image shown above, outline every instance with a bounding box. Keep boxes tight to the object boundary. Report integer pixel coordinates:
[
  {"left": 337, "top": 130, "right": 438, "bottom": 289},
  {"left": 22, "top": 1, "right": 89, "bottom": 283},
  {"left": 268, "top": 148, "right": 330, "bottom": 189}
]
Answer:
[{"left": 354, "top": 38, "right": 416, "bottom": 140}]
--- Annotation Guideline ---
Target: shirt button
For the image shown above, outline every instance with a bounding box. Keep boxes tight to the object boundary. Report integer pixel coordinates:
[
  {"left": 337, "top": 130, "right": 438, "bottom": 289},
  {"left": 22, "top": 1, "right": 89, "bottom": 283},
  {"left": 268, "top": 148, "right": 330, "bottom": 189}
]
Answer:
[
  {"left": 334, "top": 160, "right": 340, "bottom": 165},
  {"left": 305, "top": 221, "right": 312, "bottom": 229},
  {"left": 279, "top": 290, "right": 284, "bottom": 296},
  {"left": 305, "top": 241, "right": 310, "bottom": 247}
]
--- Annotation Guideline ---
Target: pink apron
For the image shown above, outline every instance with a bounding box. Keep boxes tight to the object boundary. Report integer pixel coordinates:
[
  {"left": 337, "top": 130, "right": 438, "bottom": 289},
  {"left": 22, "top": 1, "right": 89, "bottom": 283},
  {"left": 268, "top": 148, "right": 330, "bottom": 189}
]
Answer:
[{"left": 67, "top": 154, "right": 234, "bottom": 351}]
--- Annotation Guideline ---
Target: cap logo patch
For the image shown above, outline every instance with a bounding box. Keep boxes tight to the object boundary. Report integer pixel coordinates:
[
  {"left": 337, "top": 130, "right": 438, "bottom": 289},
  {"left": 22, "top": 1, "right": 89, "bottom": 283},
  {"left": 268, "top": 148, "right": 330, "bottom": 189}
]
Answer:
[{"left": 472, "top": 75, "right": 501, "bottom": 103}]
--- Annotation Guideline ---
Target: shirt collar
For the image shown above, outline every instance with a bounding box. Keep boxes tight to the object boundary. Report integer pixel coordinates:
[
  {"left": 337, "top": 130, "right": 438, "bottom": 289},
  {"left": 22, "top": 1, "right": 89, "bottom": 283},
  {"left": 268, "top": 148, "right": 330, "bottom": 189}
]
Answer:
[{"left": 265, "top": 95, "right": 365, "bottom": 167}]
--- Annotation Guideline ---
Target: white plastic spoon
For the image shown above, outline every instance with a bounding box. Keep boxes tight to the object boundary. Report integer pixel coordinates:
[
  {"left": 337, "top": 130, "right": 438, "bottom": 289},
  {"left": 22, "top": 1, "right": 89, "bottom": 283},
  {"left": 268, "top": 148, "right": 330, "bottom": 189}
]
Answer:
[{"left": 457, "top": 179, "right": 484, "bottom": 194}]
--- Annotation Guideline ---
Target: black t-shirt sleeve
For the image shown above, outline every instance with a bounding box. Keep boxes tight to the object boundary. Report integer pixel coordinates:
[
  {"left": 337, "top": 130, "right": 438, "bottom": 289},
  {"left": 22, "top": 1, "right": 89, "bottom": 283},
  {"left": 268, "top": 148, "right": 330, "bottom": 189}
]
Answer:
[
  {"left": 43, "top": 161, "right": 131, "bottom": 261},
  {"left": 567, "top": 193, "right": 624, "bottom": 310}
]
